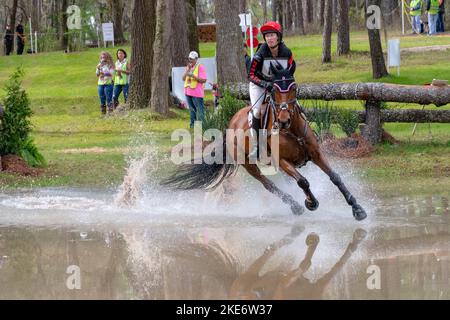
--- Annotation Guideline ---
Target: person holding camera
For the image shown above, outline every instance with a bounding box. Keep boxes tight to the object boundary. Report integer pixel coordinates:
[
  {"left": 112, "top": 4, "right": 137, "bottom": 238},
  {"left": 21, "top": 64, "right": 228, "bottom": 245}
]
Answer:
[
  {"left": 112, "top": 49, "right": 131, "bottom": 109},
  {"left": 96, "top": 52, "right": 115, "bottom": 115},
  {"left": 182, "top": 51, "right": 207, "bottom": 128}
]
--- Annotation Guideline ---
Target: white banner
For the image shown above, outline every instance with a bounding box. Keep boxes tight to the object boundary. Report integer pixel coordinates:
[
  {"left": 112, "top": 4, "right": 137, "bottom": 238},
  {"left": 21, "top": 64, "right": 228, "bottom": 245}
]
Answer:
[{"left": 239, "top": 13, "right": 252, "bottom": 32}]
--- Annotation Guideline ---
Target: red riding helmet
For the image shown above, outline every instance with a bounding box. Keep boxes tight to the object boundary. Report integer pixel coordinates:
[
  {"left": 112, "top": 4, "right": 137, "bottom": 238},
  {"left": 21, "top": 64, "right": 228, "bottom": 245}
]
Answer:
[{"left": 260, "top": 21, "right": 282, "bottom": 42}]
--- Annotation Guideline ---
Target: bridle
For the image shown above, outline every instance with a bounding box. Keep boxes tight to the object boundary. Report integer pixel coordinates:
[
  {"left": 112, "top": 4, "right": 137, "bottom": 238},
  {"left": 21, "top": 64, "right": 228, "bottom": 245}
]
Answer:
[{"left": 268, "top": 78, "right": 309, "bottom": 146}]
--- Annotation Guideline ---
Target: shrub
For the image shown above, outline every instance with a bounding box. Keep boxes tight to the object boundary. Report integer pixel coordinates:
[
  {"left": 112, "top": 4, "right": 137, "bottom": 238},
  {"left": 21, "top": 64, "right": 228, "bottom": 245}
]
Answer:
[
  {"left": 308, "top": 100, "right": 337, "bottom": 137},
  {"left": 336, "top": 108, "right": 360, "bottom": 137},
  {"left": 0, "top": 68, "right": 46, "bottom": 167},
  {"left": 203, "top": 90, "right": 246, "bottom": 133}
]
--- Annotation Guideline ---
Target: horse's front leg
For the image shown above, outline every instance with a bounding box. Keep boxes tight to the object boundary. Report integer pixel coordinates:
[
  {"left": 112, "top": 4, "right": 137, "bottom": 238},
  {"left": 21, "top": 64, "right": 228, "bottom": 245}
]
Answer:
[
  {"left": 279, "top": 159, "right": 319, "bottom": 211},
  {"left": 310, "top": 151, "right": 367, "bottom": 221},
  {"left": 243, "top": 163, "right": 304, "bottom": 215}
]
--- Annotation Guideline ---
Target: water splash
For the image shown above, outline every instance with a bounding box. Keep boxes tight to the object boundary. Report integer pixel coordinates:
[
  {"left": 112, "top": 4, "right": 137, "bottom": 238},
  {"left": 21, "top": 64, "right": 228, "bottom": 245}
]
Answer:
[{"left": 114, "top": 133, "right": 160, "bottom": 208}]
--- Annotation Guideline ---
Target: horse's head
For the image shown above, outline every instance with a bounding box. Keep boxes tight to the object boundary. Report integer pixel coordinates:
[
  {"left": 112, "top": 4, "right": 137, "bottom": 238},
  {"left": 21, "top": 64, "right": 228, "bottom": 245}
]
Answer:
[{"left": 270, "top": 63, "right": 297, "bottom": 130}]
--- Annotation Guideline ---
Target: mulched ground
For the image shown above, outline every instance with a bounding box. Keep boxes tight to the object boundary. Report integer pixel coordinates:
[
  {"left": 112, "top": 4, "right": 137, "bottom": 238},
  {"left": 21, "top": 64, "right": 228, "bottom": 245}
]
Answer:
[
  {"left": 0, "top": 154, "right": 42, "bottom": 177},
  {"left": 320, "top": 133, "right": 376, "bottom": 158}
]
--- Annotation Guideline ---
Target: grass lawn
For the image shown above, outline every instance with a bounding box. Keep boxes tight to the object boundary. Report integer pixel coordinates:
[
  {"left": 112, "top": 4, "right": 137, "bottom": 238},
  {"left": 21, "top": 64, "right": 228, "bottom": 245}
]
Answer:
[{"left": 0, "top": 31, "right": 449, "bottom": 193}]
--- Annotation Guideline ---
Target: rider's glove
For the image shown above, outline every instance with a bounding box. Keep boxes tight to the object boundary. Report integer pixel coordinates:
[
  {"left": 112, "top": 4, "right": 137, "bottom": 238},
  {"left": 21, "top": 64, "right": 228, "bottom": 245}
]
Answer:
[{"left": 262, "top": 81, "right": 274, "bottom": 93}]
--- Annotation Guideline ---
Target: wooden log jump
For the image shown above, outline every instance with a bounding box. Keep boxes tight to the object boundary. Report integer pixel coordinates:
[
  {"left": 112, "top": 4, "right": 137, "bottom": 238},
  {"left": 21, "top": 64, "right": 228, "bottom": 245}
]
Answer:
[{"left": 226, "top": 83, "right": 450, "bottom": 144}]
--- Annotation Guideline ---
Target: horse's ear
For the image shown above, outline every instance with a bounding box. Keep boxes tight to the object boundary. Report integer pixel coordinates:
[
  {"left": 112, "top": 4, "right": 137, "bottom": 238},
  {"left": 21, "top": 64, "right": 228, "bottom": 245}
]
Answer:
[{"left": 289, "top": 68, "right": 295, "bottom": 78}]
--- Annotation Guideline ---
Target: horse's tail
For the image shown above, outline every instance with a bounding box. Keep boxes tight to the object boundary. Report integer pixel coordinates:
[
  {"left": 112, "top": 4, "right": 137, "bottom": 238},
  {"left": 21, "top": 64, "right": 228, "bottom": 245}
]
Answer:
[{"left": 161, "top": 134, "right": 237, "bottom": 191}]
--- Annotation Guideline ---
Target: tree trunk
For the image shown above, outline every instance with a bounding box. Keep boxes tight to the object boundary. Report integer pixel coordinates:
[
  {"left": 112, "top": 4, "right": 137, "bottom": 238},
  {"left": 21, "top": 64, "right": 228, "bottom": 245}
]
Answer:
[
  {"left": 31, "top": 0, "right": 39, "bottom": 33},
  {"left": 272, "top": 0, "right": 278, "bottom": 21},
  {"left": 337, "top": 0, "right": 350, "bottom": 55},
  {"left": 60, "top": 0, "right": 68, "bottom": 50},
  {"left": 319, "top": 0, "right": 325, "bottom": 26},
  {"left": 366, "top": 0, "right": 388, "bottom": 79},
  {"left": 186, "top": 0, "right": 199, "bottom": 53},
  {"left": 215, "top": 0, "right": 247, "bottom": 87},
  {"left": 150, "top": 0, "right": 172, "bottom": 115},
  {"left": 322, "top": 0, "right": 332, "bottom": 63},
  {"left": 129, "top": 0, "right": 156, "bottom": 109},
  {"left": 295, "top": 0, "right": 305, "bottom": 34},
  {"left": 262, "top": 0, "right": 267, "bottom": 21},
  {"left": 109, "top": 0, "right": 126, "bottom": 44},
  {"left": 280, "top": 0, "right": 285, "bottom": 27},
  {"left": 360, "top": 100, "right": 382, "bottom": 144},
  {"left": 310, "top": 109, "right": 450, "bottom": 124},
  {"left": 171, "top": 0, "right": 190, "bottom": 67},
  {"left": 305, "top": 0, "right": 314, "bottom": 23},
  {"left": 51, "top": 0, "right": 58, "bottom": 30},
  {"left": 238, "top": 0, "right": 247, "bottom": 13},
  {"left": 287, "top": 0, "right": 295, "bottom": 31},
  {"left": 333, "top": 0, "right": 338, "bottom": 25},
  {"left": 9, "top": 0, "right": 19, "bottom": 53}
]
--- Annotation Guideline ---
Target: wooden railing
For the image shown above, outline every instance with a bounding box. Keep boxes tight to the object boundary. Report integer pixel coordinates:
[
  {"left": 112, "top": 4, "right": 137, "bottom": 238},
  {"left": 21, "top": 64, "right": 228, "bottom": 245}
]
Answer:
[{"left": 227, "top": 82, "right": 450, "bottom": 144}]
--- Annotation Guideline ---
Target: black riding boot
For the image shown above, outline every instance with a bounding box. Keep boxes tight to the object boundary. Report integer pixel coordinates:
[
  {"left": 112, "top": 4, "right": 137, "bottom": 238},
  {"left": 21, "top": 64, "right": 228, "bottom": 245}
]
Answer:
[
  {"left": 249, "top": 114, "right": 260, "bottom": 161},
  {"left": 100, "top": 104, "right": 107, "bottom": 115}
]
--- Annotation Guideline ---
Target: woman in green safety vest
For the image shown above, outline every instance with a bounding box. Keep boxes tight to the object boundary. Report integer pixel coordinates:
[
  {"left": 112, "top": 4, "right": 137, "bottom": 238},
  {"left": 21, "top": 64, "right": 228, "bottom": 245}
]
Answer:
[
  {"left": 410, "top": 0, "right": 423, "bottom": 34},
  {"left": 96, "top": 51, "right": 115, "bottom": 115},
  {"left": 427, "top": 0, "right": 441, "bottom": 35},
  {"left": 113, "top": 49, "right": 131, "bottom": 109}
]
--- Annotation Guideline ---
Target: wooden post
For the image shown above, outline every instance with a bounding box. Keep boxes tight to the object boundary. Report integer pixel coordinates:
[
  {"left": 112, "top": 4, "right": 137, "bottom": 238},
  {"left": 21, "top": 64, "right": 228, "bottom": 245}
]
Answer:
[{"left": 361, "top": 100, "right": 382, "bottom": 145}]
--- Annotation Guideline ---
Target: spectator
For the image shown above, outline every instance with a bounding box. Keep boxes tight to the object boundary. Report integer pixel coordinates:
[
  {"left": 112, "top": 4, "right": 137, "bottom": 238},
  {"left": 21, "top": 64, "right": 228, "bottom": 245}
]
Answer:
[
  {"left": 427, "top": 0, "right": 440, "bottom": 35},
  {"left": 410, "top": 0, "right": 422, "bottom": 34},
  {"left": 15, "top": 22, "right": 25, "bottom": 55},
  {"left": 112, "top": 49, "right": 131, "bottom": 109},
  {"left": 437, "top": 0, "right": 445, "bottom": 32},
  {"left": 96, "top": 52, "right": 115, "bottom": 115},
  {"left": 244, "top": 44, "right": 251, "bottom": 74},
  {"left": 4, "top": 25, "right": 14, "bottom": 56},
  {"left": 182, "top": 51, "right": 207, "bottom": 128}
]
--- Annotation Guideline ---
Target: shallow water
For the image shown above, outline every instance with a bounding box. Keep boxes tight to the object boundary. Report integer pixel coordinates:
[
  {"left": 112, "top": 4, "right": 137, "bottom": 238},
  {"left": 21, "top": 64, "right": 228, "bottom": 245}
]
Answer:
[{"left": 0, "top": 164, "right": 449, "bottom": 300}]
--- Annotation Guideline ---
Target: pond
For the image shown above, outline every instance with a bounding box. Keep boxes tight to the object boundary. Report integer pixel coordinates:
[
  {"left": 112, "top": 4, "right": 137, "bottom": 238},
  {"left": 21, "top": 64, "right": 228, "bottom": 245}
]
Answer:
[{"left": 0, "top": 163, "right": 449, "bottom": 300}]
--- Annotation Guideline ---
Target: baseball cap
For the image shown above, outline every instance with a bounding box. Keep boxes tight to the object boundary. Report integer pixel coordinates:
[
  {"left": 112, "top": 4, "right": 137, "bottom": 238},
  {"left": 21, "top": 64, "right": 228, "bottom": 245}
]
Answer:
[{"left": 188, "top": 51, "right": 199, "bottom": 59}]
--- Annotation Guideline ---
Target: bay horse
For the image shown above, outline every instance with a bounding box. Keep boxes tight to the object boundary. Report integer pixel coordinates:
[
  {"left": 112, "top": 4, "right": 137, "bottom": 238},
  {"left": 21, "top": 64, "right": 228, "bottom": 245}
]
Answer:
[{"left": 163, "top": 65, "right": 367, "bottom": 221}]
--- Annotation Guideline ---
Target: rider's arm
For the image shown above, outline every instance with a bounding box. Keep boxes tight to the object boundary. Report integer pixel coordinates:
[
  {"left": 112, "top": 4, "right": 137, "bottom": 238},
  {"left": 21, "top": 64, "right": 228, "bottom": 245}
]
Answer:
[
  {"left": 249, "top": 56, "right": 270, "bottom": 88},
  {"left": 287, "top": 52, "right": 296, "bottom": 76}
]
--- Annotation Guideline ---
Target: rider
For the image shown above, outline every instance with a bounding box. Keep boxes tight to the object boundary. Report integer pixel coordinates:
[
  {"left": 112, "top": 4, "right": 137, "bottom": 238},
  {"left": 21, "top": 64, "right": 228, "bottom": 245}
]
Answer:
[{"left": 248, "top": 21, "right": 296, "bottom": 159}]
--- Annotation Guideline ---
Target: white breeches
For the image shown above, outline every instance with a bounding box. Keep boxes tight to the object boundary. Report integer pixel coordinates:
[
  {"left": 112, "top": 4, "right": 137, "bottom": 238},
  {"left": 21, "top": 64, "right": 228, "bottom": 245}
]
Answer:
[{"left": 249, "top": 82, "right": 266, "bottom": 119}]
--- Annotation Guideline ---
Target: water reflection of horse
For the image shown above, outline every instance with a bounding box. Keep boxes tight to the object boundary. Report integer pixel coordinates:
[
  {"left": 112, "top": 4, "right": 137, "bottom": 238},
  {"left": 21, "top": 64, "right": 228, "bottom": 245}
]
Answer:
[
  {"left": 164, "top": 65, "right": 367, "bottom": 221},
  {"left": 163, "top": 226, "right": 366, "bottom": 299}
]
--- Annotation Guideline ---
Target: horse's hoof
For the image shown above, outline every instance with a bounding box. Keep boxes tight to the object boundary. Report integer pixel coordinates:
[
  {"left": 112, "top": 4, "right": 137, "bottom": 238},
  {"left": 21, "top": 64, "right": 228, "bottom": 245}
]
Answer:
[
  {"left": 291, "top": 202, "right": 304, "bottom": 216},
  {"left": 353, "top": 228, "right": 367, "bottom": 243},
  {"left": 305, "top": 198, "right": 319, "bottom": 211},
  {"left": 305, "top": 233, "right": 320, "bottom": 246},
  {"left": 352, "top": 204, "right": 367, "bottom": 221}
]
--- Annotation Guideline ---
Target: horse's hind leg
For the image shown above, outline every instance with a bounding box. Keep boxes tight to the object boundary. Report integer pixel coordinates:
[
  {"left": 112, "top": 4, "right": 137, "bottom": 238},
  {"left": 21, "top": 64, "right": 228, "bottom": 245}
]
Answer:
[
  {"left": 310, "top": 151, "right": 367, "bottom": 221},
  {"left": 279, "top": 159, "right": 319, "bottom": 211},
  {"left": 243, "top": 164, "right": 304, "bottom": 215}
]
